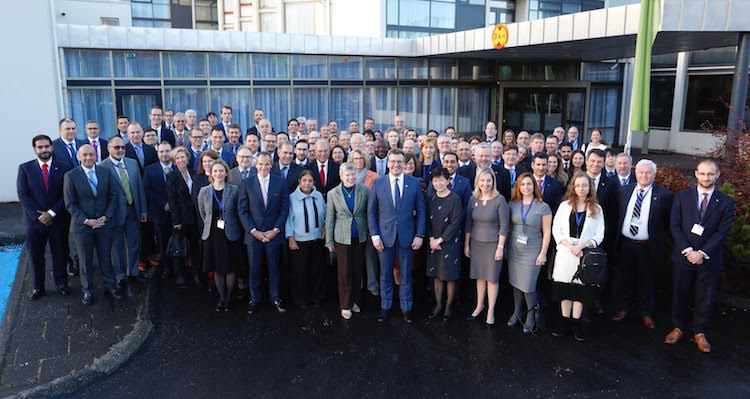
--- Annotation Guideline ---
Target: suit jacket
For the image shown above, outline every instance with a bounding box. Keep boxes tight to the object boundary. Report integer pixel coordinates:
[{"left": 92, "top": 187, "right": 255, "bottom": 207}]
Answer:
[
  {"left": 172, "top": 130, "right": 190, "bottom": 148},
  {"left": 611, "top": 172, "right": 635, "bottom": 188},
  {"left": 271, "top": 161, "right": 304, "bottom": 193},
  {"left": 426, "top": 173, "right": 472, "bottom": 212},
  {"left": 370, "top": 156, "right": 389, "bottom": 176},
  {"left": 538, "top": 175, "right": 564, "bottom": 214},
  {"left": 305, "top": 160, "right": 341, "bottom": 199},
  {"left": 223, "top": 142, "right": 242, "bottom": 156},
  {"left": 229, "top": 166, "right": 257, "bottom": 187},
  {"left": 155, "top": 127, "right": 176, "bottom": 147},
  {"left": 63, "top": 165, "right": 119, "bottom": 232},
  {"left": 237, "top": 174, "right": 290, "bottom": 245},
  {"left": 197, "top": 183, "right": 242, "bottom": 241},
  {"left": 52, "top": 138, "right": 84, "bottom": 166},
  {"left": 458, "top": 164, "right": 512, "bottom": 202},
  {"left": 187, "top": 147, "right": 204, "bottom": 173},
  {"left": 143, "top": 163, "right": 171, "bottom": 225},
  {"left": 166, "top": 169, "right": 200, "bottom": 227},
  {"left": 98, "top": 157, "right": 147, "bottom": 227},
  {"left": 325, "top": 183, "right": 369, "bottom": 246},
  {"left": 17, "top": 159, "right": 73, "bottom": 229},
  {"left": 83, "top": 137, "right": 110, "bottom": 162},
  {"left": 616, "top": 183, "right": 673, "bottom": 260},
  {"left": 213, "top": 122, "right": 231, "bottom": 139},
  {"left": 551, "top": 201, "right": 606, "bottom": 283},
  {"left": 670, "top": 188, "right": 735, "bottom": 270},
  {"left": 367, "top": 174, "right": 426, "bottom": 248},
  {"left": 592, "top": 173, "right": 619, "bottom": 250},
  {"left": 124, "top": 142, "right": 158, "bottom": 174}
]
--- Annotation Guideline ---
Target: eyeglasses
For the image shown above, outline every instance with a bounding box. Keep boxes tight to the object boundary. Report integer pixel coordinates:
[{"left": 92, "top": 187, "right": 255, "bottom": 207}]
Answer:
[{"left": 110, "top": 145, "right": 125, "bottom": 149}]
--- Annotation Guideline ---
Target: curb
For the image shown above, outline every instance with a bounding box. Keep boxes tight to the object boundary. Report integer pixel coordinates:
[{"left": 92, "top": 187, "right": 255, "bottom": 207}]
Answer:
[
  {"left": 2, "top": 258, "right": 158, "bottom": 399},
  {"left": 0, "top": 247, "right": 30, "bottom": 385}
]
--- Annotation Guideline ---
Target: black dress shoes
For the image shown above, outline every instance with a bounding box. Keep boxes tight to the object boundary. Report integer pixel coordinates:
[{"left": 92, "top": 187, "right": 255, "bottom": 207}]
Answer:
[
  {"left": 247, "top": 300, "right": 258, "bottom": 314},
  {"left": 105, "top": 289, "right": 123, "bottom": 301},
  {"left": 81, "top": 292, "right": 93, "bottom": 306},
  {"left": 376, "top": 309, "right": 390, "bottom": 323},
  {"left": 403, "top": 311, "right": 415, "bottom": 324},
  {"left": 273, "top": 300, "right": 287, "bottom": 313},
  {"left": 57, "top": 285, "right": 71, "bottom": 296},
  {"left": 29, "top": 289, "right": 45, "bottom": 300}
]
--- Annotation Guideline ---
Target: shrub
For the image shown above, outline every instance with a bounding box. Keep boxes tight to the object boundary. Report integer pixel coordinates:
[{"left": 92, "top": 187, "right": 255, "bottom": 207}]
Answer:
[{"left": 655, "top": 165, "right": 690, "bottom": 194}]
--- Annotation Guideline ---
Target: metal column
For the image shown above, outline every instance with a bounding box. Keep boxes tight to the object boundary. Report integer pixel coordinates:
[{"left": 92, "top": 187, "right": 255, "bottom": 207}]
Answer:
[{"left": 728, "top": 32, "right": 750, "bottom": 143}]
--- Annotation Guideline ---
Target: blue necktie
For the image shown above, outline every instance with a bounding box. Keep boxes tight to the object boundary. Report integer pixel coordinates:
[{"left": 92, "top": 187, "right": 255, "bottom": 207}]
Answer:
[
  {"left": 67, "top": 143, "right": 79, "bottom": 165},
  {"left": 241, "top": 169, "right": 250, "bottom": 180},
  {"left": 134, "top": 145, "right": 144, "bottom": 167},
  {"left": 393, "top": 178, "right": 401, "bottom": 209},
  {"left": 282, "top": 166, "right": 288, "bottom": 178},
  {"left": 87, "top": 170, "right": 98, "bottom": 196}
]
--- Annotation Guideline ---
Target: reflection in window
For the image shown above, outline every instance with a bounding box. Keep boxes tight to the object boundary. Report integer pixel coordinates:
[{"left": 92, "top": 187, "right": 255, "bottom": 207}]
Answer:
[
  {"left": 64, "top": 50, "right": 110, "bottom": 78},
  {"left": 253, "top": 54, "right": 290, "bottom": 79},
  {"left": 429, "top": 87, "right": 456, "bottom": 131},
  {"left": 253, "top": 88, "right": 290, "bottom": 130},
  {"left": 209, "top": 53, "right": 250, "bottom": 78},
  {"left": 210, "top": 88, "right": 252, "bottom": 130},
  {"left": 430, "top": 1, "right": 455, "bottom": 29},
  {"left": 365, "top": 87, "right": 397, "bottom": 132},
  {"left": 292, "top": 55, "right": 328, "bottom": 79},
  {"left": 458, "top": 59, "right": 493, "bottom": 80},
  {"left": 330, "top": 56, "right": 362, "bottom": 79},
  {"left": 588, "top": 87, "right": 618, "bottom": 143},
  {"left": 113, "top": 51, "right": 161, "bottom": 78},
  {"left": 366, "top": 58, "right": 397, "bottom": 79},
  {"left": 689, "top": 47, "right": 736, "bottom": 67},
  {"left": 399, "top": 58, "right": 428, "bottom": 79},
  {"left": 649, "top": 76, "right": 675, "bottom": 128},
  {"left": 67, "top": 89, "right": 115, "bottom": 140},
  {"left": 165, "top": 88, "right": 208, "bottom": 117},
  {"left": 581, "top": 63, "right": 621, "bottom": 82},
  {"left": 683, "top": 74, "right": 732, "bottom": 131},
  {"left": 330, "top": 88, "right": 362, "bottom": 130},
  {"left": 294, "top": 88, "right": 329, "bottom": 127},
  {"left": 399, "top": 0, "right": 430, "bottom": 27},
  {"left": 430, "top": 59, "right": 456, "bottom": 79},
  {"left": 399, "top": 87, "right": 428, "bottom": 132},
  {"left": 458, "top": 88, "right": 490, "bottom": 134},
  {"left": 163, "top": 52, "right": 206, "bottom": 78}
]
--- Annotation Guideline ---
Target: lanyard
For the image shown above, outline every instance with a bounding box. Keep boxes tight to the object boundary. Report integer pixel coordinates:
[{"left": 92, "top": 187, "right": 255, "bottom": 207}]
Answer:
[
  {"left": 634, "top": 185, "right": 652, "bottom": 209},
  {"left": 574, "top": 208, "right": 586, "bottom": 233},
  {"left": 520, "top": 199, "right": 534, "bottom": 227},
  {"left": 212, "top": 188, "right": 224, "bottom": 219}
]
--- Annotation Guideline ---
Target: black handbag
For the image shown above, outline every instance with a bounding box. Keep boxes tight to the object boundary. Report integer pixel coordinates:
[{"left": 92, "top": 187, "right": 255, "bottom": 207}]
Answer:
[
  {"left": 573, "top": 247, "right": 607, "bottom": 287},
  {"left": 167, "top": 230, "right": 190, "bottom": 258}
]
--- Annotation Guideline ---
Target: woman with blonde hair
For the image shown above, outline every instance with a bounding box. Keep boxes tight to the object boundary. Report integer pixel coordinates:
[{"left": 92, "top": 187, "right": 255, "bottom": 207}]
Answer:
[{"left": 418, "top": 138, "right": 441, "bottom": 179}]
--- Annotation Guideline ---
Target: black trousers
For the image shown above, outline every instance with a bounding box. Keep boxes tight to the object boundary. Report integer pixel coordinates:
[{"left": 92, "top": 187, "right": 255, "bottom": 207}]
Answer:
[
  {"left": 27, "top": 220, "right": 69, "bottom": 290},
  {"left": 611, "top": 237, "right": 655, "bottom": 316},
  {"left": 672, "top": 262, "right": 720, "bottom": 334},
  {"left": 172, "top": 224, "right": 200, "bottom": 279},
  {"left": 290, "top": 239, "right": 325, "bottom": 306},
  {"left": 335, "top": 241, "right": 365, "bottom": 310},
  {"left": 155, "top": 222, "right": 172, "bottom": 271}
]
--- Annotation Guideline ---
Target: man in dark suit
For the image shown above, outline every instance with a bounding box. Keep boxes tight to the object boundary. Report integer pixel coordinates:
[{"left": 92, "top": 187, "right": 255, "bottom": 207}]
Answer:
[
  {"left": 124, "top": 122, "right": 158, "bottom": 174},
  {"left": 230, "top": 146, "right": 257, "bottom": 184},
  {"left": 53, "top": 118, "right": 83, "bottom": 167},
  {"left": 501, "top": 144, "right": 528, "bottom": 189},
  {"left": 305, "top": 140, "right": 340, "bottom": 200},
  {"left": 208, "top": 126, "right": 235, "bottom": 165},
  {"left": 563, "top": 126, "right": 582, "bottom": 151},
  {"left": 171, "top": 112, "right": 190, "bottom": 148},
  {"left": 246, "top": 108, "right": 265, "bottom": 137},
  {"left": 370, "top": 138, "right": 389, "bottom": 176},
  {"left": 17, "top": 135, "right": 74, "bottom": 299},
  {"left": 222, "top": 123, "right": 244, "bottom": 156},
  {"left": 213, "top": 105, "right": 233, "bottom": 139},
  {"left": 613, "top": 152, "right": 635, "bottom": 187},
  {"left": 610, "top": 160, "right": 673, "bottom": 329},
  {"left": 186, "top": 128, "right": 206, "bottom": 173},
  {"left": 143, "top": 142, "right": 174, "bottom": 278},
  {"left": 426, "top": 152, "right": 471, "bottom": 212},
  {"left": 63, "top": 144, "right": 120, "bottom": 305},
  {"left": 238, "top": 152, "right": 290, "bottom": 314},
  {"left": 147, "top": 105, "right": 175, "bottom": 147},
  {"left": 83, "top": 121, "right": 109, "bottom": 162},
  {"left": 271, "top": 142, "right": 303, "bottom": 193},
  {"left": 530, "top": 154, "right": 563, "bottom": 213},
  {"left": 665, "top": 160, "right": 735, "bottom": 353},
  {"left": 99, "top": 137, "right": 149, "bottom": 295},
  {"left": 368, "top": 149, "right": 426, "bottom": 324},
  {"left": 458, "top": 143, "right": 511, "bottom": 201},
  {"left": 456, "top": 142, "right": 473, "bottom": 169}
]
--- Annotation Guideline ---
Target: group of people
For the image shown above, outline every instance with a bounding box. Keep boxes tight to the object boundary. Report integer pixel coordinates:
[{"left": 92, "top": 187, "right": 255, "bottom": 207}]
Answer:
[{"left": 17, "top": 106, "right": 734, "bottom": 354}]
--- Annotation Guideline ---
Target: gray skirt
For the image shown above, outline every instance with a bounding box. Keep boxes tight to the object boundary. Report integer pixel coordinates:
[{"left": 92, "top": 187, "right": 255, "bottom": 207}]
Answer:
[{"left": 469, "top": 239, "right": 503, "bottom": 284}]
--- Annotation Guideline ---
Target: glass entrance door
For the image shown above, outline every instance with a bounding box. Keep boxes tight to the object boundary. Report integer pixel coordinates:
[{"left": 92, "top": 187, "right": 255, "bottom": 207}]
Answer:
[
  {"left": 115, "top": 89, "right": 162, "bottom": 127},
  {"left": 502, "top": 88, "right": 585, "bottom": 136}
]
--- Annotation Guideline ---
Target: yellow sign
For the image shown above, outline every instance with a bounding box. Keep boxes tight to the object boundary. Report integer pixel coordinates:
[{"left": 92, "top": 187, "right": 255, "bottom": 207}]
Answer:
[{"left": 492, "top": 24, "right": 509, "bottom": 50}]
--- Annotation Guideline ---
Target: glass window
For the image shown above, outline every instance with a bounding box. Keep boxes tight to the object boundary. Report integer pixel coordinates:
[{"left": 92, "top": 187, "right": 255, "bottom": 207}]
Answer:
[
  {"left": 399, "top": 58, "right": 428, "bottom": 79},
  {"left": 458, "top": 59, "right": 493, "bottom": 80},
  {"left": 113, "top": 51, "right": 160, "bottom": 78},
  {"left": 387, "top": 0, "right": 399, "bottom": 24},
  {"left": 581, "top": 62, "right": 621, "bottom": 81},
  {"left": 429, "top": 87, "right": 456, "bottom": 131},
  {"left": 293, "top": 88, "right": 329, "bottom": 128},
  {"left": 260, "top": 13, "right": 278, "bottom": 32},
  {"left": 651, "top": 53, "right": 678, "bottom": 69},
  {"left": 165, "top": 88, "right": 208, "bottom": 117},
  {"left": 497, "top": 63, "right": 577, "bottom": 80},
  {"left": 399, "top": 0, "right": 430, "bottom": 27},
  {"left": 285, "top": 3, "right": 315, "bottom": 34},
  {"left": 398, "top": 87, "right": 428, "bottom": 132},
  {"left": 689, "top": 47, "right": 736, "bottom": 67},
  {"left": 588, "top": 87, "right": 619, "bottom": 143},
  {"left": 649, "top": 76, "right": 675, "bottom": 128},
  {"left": 330, "top": 88, "right": 363, "bottom": 130},
  {"left": 209, "top": 53, "right": 250, "bottom": 78},
  {"left": 67, "top": 89, "right": 115, "bottom": 140},
  {"left": 365, "top": 58, "right": 397, "bottom": 79},
  {"left": 131, "top": 3, "right": 154, "bottom": 18},
  {"left": 457, "top": 87, "right": 490, "bottom": 133},
  {"left": 292, "top": 55, "right": 328, "bottom": 79},
  {"left": 253, "top": 88, "right": 290, "bottom": 131},
  {"left": 430, "top": 59, "right": 456, "bottom": 79},
  {"left": 365, "top": 87, "right": 397, "bottom": 132},
  {"left": 210, "top": 88, "right": 252, "bottom": 131},
  {"left": 683, "top": 74, "right": 732, "bottom": 131},
  {"left": 163, "top": 52, "right": 206, "bottom": 78},
  {"left": 64, "top": 50, "right": 110, "bottom": 78},
  {"left": 330, "top": 56, "right": 362, "bottom": 79},
  {"left": 252, "top": 54, "right": 290, "bottom": 79},
  {"left": 430, "top": 1, "right": 455, "bottom": 29}
]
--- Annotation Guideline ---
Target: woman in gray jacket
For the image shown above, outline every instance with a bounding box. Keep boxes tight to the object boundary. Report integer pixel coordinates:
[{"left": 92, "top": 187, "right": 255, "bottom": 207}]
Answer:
[
  {"left": 197, "top": 160, "right": 243, "bottom": 312},
  {"left": 325, "top": 163, "right": 369, "bottom": 320}
]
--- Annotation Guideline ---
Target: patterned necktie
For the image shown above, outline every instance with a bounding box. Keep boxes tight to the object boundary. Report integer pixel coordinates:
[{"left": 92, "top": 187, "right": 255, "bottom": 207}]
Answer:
[
  {"left": 118, "top": 162, "right": 133, "bottom": 205},
  {"left": 393, "top": 177, "right": 401, "bottom": 209},
  {"left": 91, "top": 140, "right": 99, "bottom": 161},
  {"left": 242, "top": 169, "right": 249, "bottom": 180},
  {"left": 629, "top": 188, "right": 645, "bottom": 235},
  {"left": 87, "top": 169, "right": 98, "bottom": 196},
  {"left": 699, "top": 192, "right": 709, "bottom": 220},
  {"left": 67, "top": 143, "right": 78, "bottom": 165},
  {"left": 41, "top": 163, "right": 49, "bottom": 189}
]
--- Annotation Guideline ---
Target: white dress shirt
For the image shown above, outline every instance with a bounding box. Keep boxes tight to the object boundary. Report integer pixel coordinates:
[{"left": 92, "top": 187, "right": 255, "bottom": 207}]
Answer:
[
  {"left": 589, "top": 173, "right": 601, "bottom": 194},
  {"left": 621, "top": 184, "right": 653, "bottom": 240},
  {"left": 389, "top": 173, "right": 404, "bottom": 207},
  {"left": 37, "top": 159, "right": 57, "bottom": 217},
  {"left": 316, "top": 160, "right": 329, "bottom": 186}
]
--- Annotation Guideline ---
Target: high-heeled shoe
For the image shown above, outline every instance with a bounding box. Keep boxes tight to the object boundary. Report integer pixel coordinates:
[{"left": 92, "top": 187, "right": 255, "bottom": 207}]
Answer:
[
  {"left": 507, "top": 314, "right": 520, "bottom": 327},
  {"left": 216, "top": 301, "right": 225, "bottom": 312},
  {"left": 428, "top": 306, "right": 443, "bottom": 319},
  {"left": 466, "top": 308, "right": 484, "bottom": 321},
  {"left": 443, "top": 306, "right": 453, "bottom": 321},
  {"left": 485, "top": 321, "right": 495, "bottom": 329}
]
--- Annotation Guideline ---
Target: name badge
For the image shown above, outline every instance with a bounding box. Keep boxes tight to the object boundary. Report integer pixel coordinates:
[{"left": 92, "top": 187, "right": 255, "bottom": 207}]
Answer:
[
  {"left": 517, "top": 235, "right": 528, "bottom": 245},
  {"left": 630, "top": 217, "right": 641, "bottom": 227},
  {"left": 691, "top": 223, "right": 704, "bottom": 236},
  {"left": 217, "top": 219, "right": 225, "bottom": 230}
]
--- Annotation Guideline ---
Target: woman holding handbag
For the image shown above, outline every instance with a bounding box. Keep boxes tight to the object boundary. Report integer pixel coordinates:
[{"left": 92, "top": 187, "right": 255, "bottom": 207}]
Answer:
[
  {"left": 550, "top": 172, "right": 605, "bottom": 341},
  {"left": 166, "top": 147, "right": 201, "bottom": 289}
]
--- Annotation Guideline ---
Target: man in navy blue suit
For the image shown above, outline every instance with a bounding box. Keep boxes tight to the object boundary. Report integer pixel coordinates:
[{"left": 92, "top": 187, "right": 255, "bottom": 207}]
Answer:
[
  {"left": 610, "top": 160, "right": 673, "bottom": 329},
  {"left": 368, "top": 148, "right": 426, "bottom": 324},
  {"left": 458, "top": 143, "right": 512, "bottom": 202},
  {"left": 52, "top": 118, "right": 83, "bottom": 167},
  {"left": 124, "top": 122, "right": 158, "bottom": 175},
  {"left": 17, "top": 135, "right": 74, "bottom": 299},
  {"left": 147, "top": 106, "right": 175, "bottom": 147},
  {"left": 427, "top": 152, "right": 470, "bottom": 212},
  {"left": 83, "top": 121, "right": 109, "bottom": 162},
  {"left": 612, "top": 152, "right": 635, "bottom": 187},
  {"left": 143, "top": 141, "right": 174, "bottom": 278},
  {"left": 271, "top": 143, "right": 303, "bottom": 193},
  {"left": 208, "top": 126, "right": 236, "bottom": 165},
  {"left": 665, "top": 160, "right": 735, "bottom": 353},
  {"left": 238, "top": 152, "right": 290, "bottom": 314},
  {"left": 530, "top": 154, "right": 563, "bottom": 213},
  {"left": 500, "top": 144, "right": 528, "bottom": 189},
  {"left": 305, "top": 140, "right": 340, "bottom": 200},
  {"left": 213, "top": 105, "right": 233, "bottom": 139}
]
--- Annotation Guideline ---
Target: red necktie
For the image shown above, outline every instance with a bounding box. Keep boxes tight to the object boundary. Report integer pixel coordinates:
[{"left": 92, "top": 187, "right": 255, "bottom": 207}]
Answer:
[
  {"left": 41, "top": 163, "right": 49, "bottom": 189},
  {"left": 319, "top": 164, "right": 326, "bottom": 187},
  {"left": 537, "top": 178, "right": 543, "bottom": 192}
]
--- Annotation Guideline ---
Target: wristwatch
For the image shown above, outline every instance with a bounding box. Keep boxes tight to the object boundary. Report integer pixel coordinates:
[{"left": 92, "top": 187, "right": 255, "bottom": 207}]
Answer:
[{"left": 273, "top": 227, "right": 281, "bottom": 234}]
